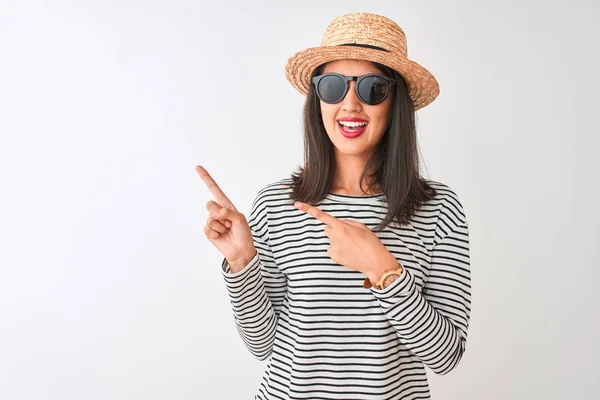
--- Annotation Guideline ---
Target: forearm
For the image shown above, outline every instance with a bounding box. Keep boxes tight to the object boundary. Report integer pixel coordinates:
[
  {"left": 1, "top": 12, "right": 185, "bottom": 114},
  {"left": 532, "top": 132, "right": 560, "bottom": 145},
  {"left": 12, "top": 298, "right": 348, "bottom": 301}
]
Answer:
[
  {"left": 371, "top": 268, "right": 467, "bottom": 375},
  {"left": 222, "top": 253, "right": 280, "bottom": 360}
]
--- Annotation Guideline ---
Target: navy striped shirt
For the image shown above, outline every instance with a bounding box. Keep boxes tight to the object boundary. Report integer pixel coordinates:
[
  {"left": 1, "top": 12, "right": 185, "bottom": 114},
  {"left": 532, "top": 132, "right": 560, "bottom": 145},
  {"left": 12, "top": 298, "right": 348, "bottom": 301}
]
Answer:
[{"left": 221, "top": 178, "right": 471, "bottom": 399}]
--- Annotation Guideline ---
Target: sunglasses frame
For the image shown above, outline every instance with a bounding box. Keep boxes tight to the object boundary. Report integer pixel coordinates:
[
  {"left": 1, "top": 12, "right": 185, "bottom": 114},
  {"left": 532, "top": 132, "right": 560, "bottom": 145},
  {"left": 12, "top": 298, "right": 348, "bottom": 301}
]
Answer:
[{"left": 312, "top": 72, "right": 396, "bottom": 105}]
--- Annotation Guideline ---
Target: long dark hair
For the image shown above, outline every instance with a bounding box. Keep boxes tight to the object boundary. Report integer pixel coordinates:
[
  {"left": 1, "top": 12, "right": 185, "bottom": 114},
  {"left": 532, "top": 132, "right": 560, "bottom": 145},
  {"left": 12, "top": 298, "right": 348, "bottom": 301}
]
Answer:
[{"left": 288, "top": 61, "right": 437, "bottom": 231}]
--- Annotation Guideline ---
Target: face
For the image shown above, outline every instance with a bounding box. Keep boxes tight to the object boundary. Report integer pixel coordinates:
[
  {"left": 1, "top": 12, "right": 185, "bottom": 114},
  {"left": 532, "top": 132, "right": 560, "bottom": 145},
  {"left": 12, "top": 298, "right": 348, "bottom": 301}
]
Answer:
[{"left": 320, "top": 59, "right": 393, "bottom": 159}]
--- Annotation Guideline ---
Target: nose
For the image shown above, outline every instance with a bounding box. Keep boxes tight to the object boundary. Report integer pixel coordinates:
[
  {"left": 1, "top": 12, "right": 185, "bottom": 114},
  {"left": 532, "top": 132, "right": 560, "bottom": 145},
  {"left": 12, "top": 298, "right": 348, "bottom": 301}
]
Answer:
[{"left": 340, "top": 81, "right": 362, "bottom": 112}]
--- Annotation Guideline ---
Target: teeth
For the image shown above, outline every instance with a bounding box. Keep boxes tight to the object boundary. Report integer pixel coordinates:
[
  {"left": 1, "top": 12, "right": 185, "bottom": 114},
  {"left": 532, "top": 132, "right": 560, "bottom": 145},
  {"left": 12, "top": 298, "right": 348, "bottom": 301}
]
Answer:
[{"left": 339, "top": 120, "right": 367, "bottom": 127}]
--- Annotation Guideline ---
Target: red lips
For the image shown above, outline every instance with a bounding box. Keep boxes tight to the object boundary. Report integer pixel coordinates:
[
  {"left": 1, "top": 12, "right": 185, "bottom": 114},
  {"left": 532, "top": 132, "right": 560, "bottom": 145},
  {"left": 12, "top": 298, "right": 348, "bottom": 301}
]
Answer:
[{"left": 337, "top": 117, "right": 368, "bottom": 123}]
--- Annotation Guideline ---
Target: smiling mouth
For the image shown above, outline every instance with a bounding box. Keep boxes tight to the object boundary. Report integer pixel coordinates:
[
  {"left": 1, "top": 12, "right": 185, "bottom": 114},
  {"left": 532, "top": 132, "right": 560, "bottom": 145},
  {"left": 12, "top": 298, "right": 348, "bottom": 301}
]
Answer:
[{"left": 338, "top": 121, "right": 368, "bottom": 138}]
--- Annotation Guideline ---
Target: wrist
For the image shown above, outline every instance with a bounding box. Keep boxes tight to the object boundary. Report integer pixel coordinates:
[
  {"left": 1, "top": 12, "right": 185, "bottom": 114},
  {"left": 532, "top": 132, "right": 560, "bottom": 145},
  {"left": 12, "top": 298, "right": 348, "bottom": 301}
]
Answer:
[
  {"left": 367, "top": 253, "right": 400, "bottom": 282},
  {"left": 364, "top": 254, "right": 403, "bottom": 290},
  {"left": 228, "top": 248, "right": 257, "bottom": 273}
]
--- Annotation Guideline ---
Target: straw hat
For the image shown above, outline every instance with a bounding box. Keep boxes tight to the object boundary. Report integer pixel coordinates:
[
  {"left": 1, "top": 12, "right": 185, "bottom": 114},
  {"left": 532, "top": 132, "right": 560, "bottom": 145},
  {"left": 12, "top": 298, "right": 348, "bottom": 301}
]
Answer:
[{"left": 285, "top": 12, "right": 440, "bottom": 110}]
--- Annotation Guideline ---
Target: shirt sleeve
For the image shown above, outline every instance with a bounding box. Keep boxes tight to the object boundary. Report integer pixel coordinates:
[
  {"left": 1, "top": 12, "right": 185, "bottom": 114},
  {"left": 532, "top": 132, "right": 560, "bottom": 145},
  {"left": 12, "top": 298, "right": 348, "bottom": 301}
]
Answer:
[
  {"left": 220, "top": 190, "right": 287, "bottom": 361},
  {"left": 369, "top": 198, "right": 471, "bottom": 375}
]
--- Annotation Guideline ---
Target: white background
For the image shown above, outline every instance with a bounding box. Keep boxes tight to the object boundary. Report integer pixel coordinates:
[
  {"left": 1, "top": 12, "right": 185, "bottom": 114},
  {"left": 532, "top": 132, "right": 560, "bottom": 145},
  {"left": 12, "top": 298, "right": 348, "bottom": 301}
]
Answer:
[{"left": 1, "top": 0, "right": 598, "bottom": 399}]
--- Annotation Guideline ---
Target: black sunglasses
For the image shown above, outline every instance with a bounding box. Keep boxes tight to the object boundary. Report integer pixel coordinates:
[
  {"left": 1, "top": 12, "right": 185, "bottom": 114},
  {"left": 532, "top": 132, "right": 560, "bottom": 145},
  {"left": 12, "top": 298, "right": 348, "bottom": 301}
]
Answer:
[{"left": 312, "top": 72, "right": 396, "bottom": 105}]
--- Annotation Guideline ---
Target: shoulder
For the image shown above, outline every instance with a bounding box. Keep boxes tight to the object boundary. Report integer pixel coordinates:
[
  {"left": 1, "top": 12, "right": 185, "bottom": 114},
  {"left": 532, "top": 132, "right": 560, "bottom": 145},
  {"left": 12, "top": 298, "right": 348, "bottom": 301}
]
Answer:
[
  {"left": 251, "top": 177, "right": 295, "bottom": 210},
  {"left": 247, "top": 178, "right": 294, "bottom": 233},
  {"left": 426, "top": 180, "right": 467, "bottom": 218},
  {"left": 421, "top": 179, "right": 468, "bottom": 236}
]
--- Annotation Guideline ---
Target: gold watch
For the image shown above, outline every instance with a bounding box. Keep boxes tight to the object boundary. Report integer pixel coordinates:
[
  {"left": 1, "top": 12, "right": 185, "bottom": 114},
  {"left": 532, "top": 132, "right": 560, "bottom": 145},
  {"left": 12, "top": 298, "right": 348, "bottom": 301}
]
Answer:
[{"left": 363, "top": 265, "right": 404, "bottom": 290}]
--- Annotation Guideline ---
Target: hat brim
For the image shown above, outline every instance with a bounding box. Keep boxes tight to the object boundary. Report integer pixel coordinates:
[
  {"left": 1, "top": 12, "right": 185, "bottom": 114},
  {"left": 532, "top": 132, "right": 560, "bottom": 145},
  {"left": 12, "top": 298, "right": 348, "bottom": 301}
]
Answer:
[{"left": 285, "top": 46, "right": 439, "bottom": 110}]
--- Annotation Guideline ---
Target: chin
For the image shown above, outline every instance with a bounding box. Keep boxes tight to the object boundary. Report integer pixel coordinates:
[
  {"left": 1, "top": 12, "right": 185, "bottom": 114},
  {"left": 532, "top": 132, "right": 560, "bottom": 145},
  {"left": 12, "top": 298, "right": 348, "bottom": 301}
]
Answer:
[{"left": 332, "top": 142, "right": 371, "bottom": 157}]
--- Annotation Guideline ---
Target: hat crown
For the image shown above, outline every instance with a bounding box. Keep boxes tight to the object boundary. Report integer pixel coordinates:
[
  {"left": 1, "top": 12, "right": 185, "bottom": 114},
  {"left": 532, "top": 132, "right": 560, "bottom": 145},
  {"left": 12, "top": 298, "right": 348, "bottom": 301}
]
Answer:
[{"left": 321, "top": 12, "right": 408, "bottom": 57}]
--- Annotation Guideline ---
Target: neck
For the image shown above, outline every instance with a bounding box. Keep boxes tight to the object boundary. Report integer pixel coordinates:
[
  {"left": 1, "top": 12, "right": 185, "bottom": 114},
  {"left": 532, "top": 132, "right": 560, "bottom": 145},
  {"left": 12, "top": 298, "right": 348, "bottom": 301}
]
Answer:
[{"left": 331, "top": 150, "right": 381, "bottom": 196}]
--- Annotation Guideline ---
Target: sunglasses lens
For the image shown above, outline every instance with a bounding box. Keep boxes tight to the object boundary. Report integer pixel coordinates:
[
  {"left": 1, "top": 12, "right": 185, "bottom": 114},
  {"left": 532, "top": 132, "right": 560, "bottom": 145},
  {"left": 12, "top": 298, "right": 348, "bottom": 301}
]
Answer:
[
  {"left": 317, "top": 75, "right": 346, "bottom": 103},
  {"left": 358, "top": 75, "right": 389, "bottom": 105}
]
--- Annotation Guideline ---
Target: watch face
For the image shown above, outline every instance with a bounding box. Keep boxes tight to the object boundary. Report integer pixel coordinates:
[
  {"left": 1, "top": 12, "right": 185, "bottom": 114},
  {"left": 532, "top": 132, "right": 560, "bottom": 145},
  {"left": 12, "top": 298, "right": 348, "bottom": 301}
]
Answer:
[{"left": 383, "top": 273, "right": 400, "bottom": 287}]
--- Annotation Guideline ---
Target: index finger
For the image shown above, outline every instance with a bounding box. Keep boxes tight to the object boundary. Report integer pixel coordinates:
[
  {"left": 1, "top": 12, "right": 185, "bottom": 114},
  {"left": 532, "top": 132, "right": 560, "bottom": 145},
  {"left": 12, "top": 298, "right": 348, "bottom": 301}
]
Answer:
[
  {"left": 294, "top": 201, "right": 343, "bottom": 228},
  {"left": 195, "top": 165, "right": 237, "bottom": 210}
]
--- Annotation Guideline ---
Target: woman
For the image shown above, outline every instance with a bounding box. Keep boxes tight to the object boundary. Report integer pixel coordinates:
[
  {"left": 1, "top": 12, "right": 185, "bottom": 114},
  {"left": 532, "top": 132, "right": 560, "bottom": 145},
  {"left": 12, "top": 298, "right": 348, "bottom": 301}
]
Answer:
[{"left": 197, "top": 12, "right": 471, "bottom": 400}]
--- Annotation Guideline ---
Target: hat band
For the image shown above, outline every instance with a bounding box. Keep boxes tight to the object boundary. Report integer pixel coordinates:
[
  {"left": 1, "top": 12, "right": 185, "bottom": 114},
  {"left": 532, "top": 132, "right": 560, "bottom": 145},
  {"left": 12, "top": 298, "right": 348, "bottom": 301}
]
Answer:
[{"left": 338, "top": 43, "right": 390, "bottom": 52}]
